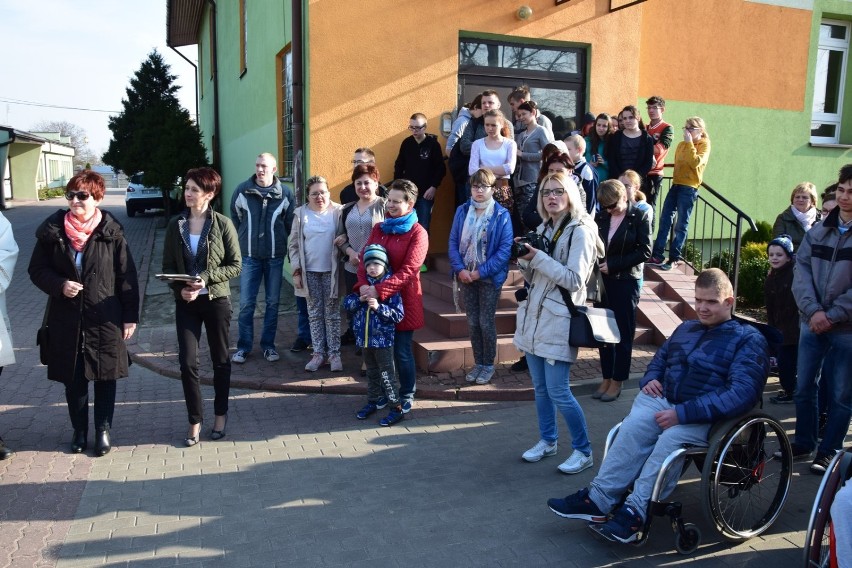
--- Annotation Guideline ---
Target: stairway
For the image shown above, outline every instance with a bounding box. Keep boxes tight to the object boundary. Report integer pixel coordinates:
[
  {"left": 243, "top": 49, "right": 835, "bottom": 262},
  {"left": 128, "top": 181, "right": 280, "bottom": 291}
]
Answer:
[{"left": 412, "top": 256, "right": 700, "bottom": 374}]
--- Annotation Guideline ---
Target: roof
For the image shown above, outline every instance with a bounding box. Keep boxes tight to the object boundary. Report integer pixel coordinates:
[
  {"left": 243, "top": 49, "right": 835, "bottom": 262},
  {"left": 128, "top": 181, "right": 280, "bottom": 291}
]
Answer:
[
  {"left": 0, "top": 125, "right": 48, "bottom": 145},
  {"left": 166, "top": 0, "right": 205, "bottom": 48}
]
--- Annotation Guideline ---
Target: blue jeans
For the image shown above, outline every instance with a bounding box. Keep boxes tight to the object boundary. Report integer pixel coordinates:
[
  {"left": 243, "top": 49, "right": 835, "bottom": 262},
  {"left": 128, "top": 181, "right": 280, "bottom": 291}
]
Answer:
[
  {"left": 793, "top": 324, "right": 852, "bottom": 454},
  {"left": 527, "top": 353, "right": 592, "bottom": 454},
  {"left": 652, "top": 184, "right": 698, "bottom": 262},
  {"left": 296, "top": 296, "right": 311, "bottom": 343},
  {"left": 414, "top": 197, "right": 434, "bottom": 233},
  {"left": 394, "top": 329, "right": 416, "bottom": 401},
  {"left": 236, "top": 257, "right": 284, "bottom": 353}
]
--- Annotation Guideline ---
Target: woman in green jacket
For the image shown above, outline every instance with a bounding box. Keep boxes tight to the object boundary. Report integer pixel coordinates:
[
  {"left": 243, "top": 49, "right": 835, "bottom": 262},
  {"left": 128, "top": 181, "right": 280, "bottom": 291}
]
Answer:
[{"left": 163, "top": 167, "right": 241, "bottom": 447}]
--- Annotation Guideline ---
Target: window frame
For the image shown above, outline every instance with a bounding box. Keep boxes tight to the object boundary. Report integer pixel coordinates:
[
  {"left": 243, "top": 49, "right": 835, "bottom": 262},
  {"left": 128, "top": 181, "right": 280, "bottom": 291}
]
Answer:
[
  {"left": 276, "top": 45, "right": 294, "bottom": 181},
  {"left": 238, "top": 0, "right": 247, "bottom": 77},
  {"left": 811, "top": 18, "right": 850, "bottom": 145}
]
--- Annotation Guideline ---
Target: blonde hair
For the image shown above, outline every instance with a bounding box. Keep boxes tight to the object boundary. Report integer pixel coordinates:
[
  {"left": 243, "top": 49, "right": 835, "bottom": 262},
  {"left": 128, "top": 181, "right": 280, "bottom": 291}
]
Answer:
[
  {"left": 536, "top": 172, "right": 585, "bottom": 223},
  {"left": 790, "top": 181, "right": 817, "bottom": 208},
  {"left": 597, "top": 179, "right": 626, "bottom": 207},
  {"left": 469, "top": 168, "right": 497, "bottom": 188},
  {"left": 685, "top": 116, "right": 709, "bottom": 140},
  {"left": 695, "top": 268, "right": 733, "bottom": 299}
]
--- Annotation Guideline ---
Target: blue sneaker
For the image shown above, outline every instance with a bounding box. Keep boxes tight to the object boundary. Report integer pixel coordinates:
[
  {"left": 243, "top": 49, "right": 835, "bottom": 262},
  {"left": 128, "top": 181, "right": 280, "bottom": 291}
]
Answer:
[
  {"left": 356, "top": 402, "right": 379, "bottom": 420},
  {"left": 375, "top": 397, "right": 388, "bottom": 410},
  {"left": 547, "top": 488, "right": 607, "bottom": 523},
  {"left": 380, "top": 407, "right": 405, "bottom": 427},
  {"left": 590, "top": 504, "right": 643, "bottom": 543},
  {"left": 400, "top": 399, "right": 412, "bottom": 414}
]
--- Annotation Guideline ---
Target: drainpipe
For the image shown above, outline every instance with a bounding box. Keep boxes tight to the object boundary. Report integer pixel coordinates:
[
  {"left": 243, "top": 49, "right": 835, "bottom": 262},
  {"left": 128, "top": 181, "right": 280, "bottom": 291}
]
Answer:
[
  {"left": 291, "top": 0, "right": 305, "bottom": 202},
  {"left": 207, "top": 0, "right": 221, "bottom": 174},
  {"left": 168, "top": 44, "right": 199, "bottom": 125}
]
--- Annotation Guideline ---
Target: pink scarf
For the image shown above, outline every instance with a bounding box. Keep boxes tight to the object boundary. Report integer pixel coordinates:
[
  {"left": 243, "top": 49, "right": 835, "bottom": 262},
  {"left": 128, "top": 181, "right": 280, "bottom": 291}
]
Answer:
[{"left": 64, "top": 209, "right": 103, "bottom": 252}]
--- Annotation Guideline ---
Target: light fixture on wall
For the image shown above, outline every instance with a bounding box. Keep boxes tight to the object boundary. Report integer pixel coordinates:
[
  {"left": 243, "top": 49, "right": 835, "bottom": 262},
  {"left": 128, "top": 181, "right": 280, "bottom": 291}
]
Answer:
[{"left": 517, "top": 5, "right": 533, "bottom": 20}]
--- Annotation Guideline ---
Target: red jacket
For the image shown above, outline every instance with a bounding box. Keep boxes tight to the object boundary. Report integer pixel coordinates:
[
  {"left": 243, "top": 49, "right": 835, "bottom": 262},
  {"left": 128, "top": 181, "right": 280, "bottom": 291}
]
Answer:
[{"left": 356, "top": 223, "right": 428, "bottom": 331}]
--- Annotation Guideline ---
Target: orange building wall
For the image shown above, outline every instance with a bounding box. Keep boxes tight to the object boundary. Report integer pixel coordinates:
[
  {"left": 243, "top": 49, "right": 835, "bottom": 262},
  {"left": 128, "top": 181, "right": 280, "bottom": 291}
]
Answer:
[
  {"left": 307, "top": 0, "right": 646, "bottom": 252},
  {"left": 638, "top": 0, "right": 811, "bottom": 110}
]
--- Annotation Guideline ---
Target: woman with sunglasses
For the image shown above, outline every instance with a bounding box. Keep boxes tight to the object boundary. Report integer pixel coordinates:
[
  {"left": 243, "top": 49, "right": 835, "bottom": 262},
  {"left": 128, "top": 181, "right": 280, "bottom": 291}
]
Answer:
[
  {"left": 514, "top": 171, "right": 604, "bottom": 474},
  {"left": 163, "top": 167, "right": 242, "bottom": 446},
  {"left": 593, "top": 180, "right": 652, "bottom": 402},
  {"left": 29, "top": 171, "right": 139, "bottom": 456}
]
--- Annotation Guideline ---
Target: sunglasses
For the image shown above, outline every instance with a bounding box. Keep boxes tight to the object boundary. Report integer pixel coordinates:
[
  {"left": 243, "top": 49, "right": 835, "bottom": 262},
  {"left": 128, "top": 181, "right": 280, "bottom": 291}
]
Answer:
[
  {"left": 603, "top": 202, "right": 619, "bottom": 211},
  {"left": 65, "top": 191, "right": 92, "bottom": 201}
]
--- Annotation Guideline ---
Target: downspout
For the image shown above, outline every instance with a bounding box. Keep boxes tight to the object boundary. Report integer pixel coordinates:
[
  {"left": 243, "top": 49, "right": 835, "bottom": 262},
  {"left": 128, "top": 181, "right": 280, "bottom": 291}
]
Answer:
[
  {"left": 291, "top": 0, "right": 305, "bottom": 203},
  {"left": 168, "top": 44, "right": 199, "bottom": 125},
  {"left": 208, "top": 0, "right": 221, "bottom": 174}
]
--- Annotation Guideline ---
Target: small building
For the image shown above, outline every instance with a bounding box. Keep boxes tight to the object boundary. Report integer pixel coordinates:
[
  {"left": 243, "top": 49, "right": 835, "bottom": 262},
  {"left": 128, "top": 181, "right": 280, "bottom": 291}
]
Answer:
[
  {"left": 0, "top": 126, "right": 75, "bottom": 202},
  {"left": 166, "top": 0, "right": 852, "bottom": 253}
]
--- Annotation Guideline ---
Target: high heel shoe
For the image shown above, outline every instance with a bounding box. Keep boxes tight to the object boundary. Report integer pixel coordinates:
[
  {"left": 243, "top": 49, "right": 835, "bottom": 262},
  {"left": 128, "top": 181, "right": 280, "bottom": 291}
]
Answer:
[
  {"left": 592, "top": 379, "right": 612, "bottom": 400},
  {"left": 94, "top": 430, "right": 111, "bottom": 457},
  {"left": 210, "top": 415, "right": 228, "bottom": 441},
  {"left": 185, "top": 423, "right": 201, "bottom": 447},
  {"left": 600, "top": 384, "right": 622, "bottom": 403},
  {"left": 71, "top": 429, "right": 87, "bottom": 454}
]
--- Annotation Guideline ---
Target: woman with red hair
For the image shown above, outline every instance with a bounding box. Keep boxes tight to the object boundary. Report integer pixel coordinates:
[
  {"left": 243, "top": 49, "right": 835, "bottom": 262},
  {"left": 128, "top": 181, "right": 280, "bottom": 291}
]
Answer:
[{"left": 29, "top": 170, "right": 140, "bottom": 457}]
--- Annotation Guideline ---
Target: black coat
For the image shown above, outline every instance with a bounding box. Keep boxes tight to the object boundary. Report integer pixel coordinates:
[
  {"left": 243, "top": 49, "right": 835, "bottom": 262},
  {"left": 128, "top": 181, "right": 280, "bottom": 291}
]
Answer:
[
  {"left": 28, "top": 209, "right": 139, "bottom": 384},
  {"left": 605, "top": 130, "right": 655, "bottom": 179},
  {"left": 595, "top": 201, "right": 652, "bottom": 280}
]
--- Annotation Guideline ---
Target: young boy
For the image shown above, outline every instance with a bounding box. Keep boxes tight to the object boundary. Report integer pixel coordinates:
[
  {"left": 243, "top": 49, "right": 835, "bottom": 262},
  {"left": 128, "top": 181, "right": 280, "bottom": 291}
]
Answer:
[
  {"left": 565, "top": 134, "right": 599, "bottom": 214},
  {"left": 344, "top": 244, "right": 406, "bottom": 426},
  {"left": 765, "top": 235, "right": 798, "bottom": 404}
]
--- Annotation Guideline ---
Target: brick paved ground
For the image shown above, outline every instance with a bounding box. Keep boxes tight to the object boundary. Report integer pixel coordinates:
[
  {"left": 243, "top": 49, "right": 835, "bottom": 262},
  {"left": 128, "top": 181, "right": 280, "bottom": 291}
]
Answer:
[{"left": 0, "top": 192, "right": 848, "bottom": 567}]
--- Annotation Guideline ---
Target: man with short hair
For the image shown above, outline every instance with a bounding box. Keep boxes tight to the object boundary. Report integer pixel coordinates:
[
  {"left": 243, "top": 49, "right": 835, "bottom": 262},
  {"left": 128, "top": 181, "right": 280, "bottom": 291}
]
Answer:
[
  {"left": 644, "top": 96, "right": 673, "bottom": 209},
  {"left": 459, "top": 90, "right": 503, "bottom": 157},
  {"left": 507, "top": 85, "right": 553, "bottom": 136},
  {"left": 393, "top": 113, "right": 446, "bottom": 233},
  {"left": 565, "top": 134, "right": 598, "bottom": 214},
  {"left": 547, "top": 269, "right": 768, "bottom": 544},
  {"left": 230, "top": 153, "right": 296, "bottom": 363},
  {"left": 340, "top": 148, "right": 387, "bottom": 204},
  {"left": 789, "top": 164, "right": 852, "bottom": 474}
]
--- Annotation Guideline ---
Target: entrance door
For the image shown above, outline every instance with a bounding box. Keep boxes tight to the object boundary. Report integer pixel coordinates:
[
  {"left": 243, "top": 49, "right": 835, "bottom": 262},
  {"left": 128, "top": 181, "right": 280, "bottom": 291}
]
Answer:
[{"left": 458, "top": 38, "right": 586, "bottom": 137}]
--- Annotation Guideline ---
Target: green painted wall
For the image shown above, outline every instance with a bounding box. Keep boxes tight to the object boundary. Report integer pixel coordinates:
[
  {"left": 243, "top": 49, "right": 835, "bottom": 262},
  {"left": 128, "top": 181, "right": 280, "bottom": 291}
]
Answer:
[{"left": 196, "top": 2, "right": 293, "bottom": 204}]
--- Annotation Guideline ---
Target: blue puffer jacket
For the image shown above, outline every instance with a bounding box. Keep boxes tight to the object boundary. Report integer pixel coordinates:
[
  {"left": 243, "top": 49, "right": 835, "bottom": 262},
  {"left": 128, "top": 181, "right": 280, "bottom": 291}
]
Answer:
[
  {"left": 448, "top": 200, "right": 514, "bottom": 289},
  {"left": 639, "top": 319, "right": 768, "bottom": 424},
  {"left": 343, "top": 272, "right": 404, "bottom": 349}
]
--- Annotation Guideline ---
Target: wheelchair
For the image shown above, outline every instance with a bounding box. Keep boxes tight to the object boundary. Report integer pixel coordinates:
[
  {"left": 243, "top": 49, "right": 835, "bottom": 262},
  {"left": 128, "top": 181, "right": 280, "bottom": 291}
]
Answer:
[
  {"left": 804, "top": 449, "right": 852, "bottom": 567},
  {"left": 602, "top": 409, "right": 794, "bottom": 554}
]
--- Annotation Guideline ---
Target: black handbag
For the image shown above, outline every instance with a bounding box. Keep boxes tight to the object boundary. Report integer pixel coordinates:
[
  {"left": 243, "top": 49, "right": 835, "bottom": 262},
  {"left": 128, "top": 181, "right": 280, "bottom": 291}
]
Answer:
[{"left": 36, "top": 298, "right": 50, "bottom": 366}]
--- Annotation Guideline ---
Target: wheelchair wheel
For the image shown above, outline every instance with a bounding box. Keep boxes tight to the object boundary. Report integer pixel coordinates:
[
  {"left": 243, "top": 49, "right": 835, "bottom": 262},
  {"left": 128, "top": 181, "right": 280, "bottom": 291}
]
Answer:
[
  {"left": 675, "top": 523, "right": 701, "bottom": 555},
  {"left": 804, "top": 451, "right": 852, "bottom": 568},
  {"left": 700, "top": 412, "right": 792, "bottom": 541}
]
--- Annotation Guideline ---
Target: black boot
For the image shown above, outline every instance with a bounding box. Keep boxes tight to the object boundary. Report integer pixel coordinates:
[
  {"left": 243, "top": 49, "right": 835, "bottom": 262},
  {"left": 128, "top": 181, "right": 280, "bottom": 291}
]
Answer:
[
  {"left": 94, "top": 430, "right": 111, "bottom": 457},
  {"left": 0, "top": 437, "right": 13, "bottom": 460},
  {"left": 71, "top": 429, "right": 87, "bottom": 454}
]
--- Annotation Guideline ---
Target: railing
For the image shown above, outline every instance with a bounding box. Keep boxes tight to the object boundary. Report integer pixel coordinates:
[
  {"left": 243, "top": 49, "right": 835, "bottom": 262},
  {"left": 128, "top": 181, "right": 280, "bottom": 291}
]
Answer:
[{"left": 655, "top": 168, "right": 757, "bottom": 305}]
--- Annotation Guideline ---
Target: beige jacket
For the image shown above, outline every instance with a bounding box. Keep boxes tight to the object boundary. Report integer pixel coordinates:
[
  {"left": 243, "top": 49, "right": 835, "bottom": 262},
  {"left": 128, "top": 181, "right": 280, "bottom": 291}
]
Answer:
[{"left": 289, "top": 203, "right": 343, "bottom": 299}]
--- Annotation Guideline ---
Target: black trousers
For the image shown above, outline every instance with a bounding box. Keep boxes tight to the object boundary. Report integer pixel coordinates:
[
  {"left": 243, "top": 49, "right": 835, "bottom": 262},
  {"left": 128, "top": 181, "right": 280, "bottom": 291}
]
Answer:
[
  {"left": 65, "top": 354, "right": 116, "bottom": 432},
  {"left": 598, "top": 277, "right": 641, "bottom": 383},
  {"left": 175, "top": 295, "right": 232, "bottom": 425}
]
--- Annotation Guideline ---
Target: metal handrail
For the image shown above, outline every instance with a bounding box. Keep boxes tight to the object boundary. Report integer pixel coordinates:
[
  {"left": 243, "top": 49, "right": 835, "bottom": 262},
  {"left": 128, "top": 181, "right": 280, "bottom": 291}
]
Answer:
[{"left": 656, "top": 165, "right": 757, "bottom": 305}]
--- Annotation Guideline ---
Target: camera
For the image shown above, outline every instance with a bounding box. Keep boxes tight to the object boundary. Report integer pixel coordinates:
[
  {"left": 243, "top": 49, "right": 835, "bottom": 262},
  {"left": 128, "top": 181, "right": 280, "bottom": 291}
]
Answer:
[{"left": 512, "top": 231, "right": 549, "bottom": 258}]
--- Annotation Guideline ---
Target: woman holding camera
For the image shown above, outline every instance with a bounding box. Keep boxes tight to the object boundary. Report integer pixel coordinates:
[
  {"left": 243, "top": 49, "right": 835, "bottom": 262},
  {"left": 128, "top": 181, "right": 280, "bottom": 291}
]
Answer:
[
  {"left": 593, "top": 179, "right": 652, "bottom": 402},
  {"left": 448, "top": 169, "right": 513, "bottom": 385},
  {"left": 514, "top": 171, "right": 604, "bottom": 474}
]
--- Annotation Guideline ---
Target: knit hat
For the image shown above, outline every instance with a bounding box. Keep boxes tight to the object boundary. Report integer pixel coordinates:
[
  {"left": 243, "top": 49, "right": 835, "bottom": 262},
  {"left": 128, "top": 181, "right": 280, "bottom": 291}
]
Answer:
[
  {"left": 362, "top": 244, "right": 390, "bottom": 271},
  {"left": 768, "top": 235, "right": 795, "bottom": 259}
]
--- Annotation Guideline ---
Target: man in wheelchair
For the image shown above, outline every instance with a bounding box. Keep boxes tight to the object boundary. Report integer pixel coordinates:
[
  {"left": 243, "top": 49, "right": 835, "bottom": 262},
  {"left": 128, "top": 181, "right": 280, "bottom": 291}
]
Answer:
[{"left": 547, "top": 268, "right": 769, "bottom": 544}]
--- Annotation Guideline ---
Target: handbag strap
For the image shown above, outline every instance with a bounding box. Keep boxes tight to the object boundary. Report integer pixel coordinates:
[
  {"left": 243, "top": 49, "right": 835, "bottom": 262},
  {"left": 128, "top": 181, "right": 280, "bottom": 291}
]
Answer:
[
  {"left": 41, "top": 297, "right": 51, "bottom": 328},
  {"left": 554, "top": 220, "right": 608, "bottom": 316}
]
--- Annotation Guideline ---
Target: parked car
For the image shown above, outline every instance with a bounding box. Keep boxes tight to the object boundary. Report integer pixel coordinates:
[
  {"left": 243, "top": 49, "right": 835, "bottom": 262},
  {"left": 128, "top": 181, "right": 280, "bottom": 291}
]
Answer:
[{"left": 125, "top": 173, "right": 165, "bottom": 217}]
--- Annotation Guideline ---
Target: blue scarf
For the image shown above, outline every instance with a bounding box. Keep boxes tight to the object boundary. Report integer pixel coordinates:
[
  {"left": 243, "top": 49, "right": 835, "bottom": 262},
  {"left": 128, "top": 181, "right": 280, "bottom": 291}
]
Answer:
[{"left": 380, "top": 210, "right": 419, "bottom": 234}]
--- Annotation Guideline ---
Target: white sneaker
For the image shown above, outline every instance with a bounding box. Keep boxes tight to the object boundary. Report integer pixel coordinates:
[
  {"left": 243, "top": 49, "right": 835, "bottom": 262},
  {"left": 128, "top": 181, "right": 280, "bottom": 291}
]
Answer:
[
  {"left": 329, "top": 354, "right": 342, "bottom": 372},
  {"left": 522, "top": 440, "right": 557, "bottom": 462},
  {"left": 557, "top": 450, "right": 594, "bottom": 474},
  {"left": 231, "top": 350, "right": 247, "bottom": 364},
  {"left": 305, "top": 353, "right": 325, "bottom": 372}
]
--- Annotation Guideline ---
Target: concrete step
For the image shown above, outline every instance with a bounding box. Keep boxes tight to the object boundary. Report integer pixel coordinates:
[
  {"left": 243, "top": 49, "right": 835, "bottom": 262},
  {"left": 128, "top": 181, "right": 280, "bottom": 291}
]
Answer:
[
  {"left": 413, "top": 329, "right": 522, "bottom": 372},
  {"left": 430, "top": 255, "right": 527, "bottom": 287},
  {"left": 420, "top": 272, "right": 523, "bottom": 309},
  {"left": 422, "top": 294, "right": 518, "bottom": 339}
]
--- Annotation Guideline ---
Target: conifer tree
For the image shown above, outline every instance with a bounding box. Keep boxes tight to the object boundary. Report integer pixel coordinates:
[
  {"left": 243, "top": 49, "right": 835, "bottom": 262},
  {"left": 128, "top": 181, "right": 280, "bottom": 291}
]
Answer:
[{"left": 103, "top": 50, "right": 207, "bottom": 214}]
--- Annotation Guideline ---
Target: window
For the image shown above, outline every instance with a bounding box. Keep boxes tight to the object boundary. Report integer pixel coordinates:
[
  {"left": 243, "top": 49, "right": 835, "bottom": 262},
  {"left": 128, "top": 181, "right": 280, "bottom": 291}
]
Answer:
[
  {"left": 811, "top": 19, "right": 850, "bottom": 144},
  {"left": 278, "top": 47, "right": 294, "bottom": 180},
  {"left": 238, "top": 0, "right": 247, "bottom": 76}
]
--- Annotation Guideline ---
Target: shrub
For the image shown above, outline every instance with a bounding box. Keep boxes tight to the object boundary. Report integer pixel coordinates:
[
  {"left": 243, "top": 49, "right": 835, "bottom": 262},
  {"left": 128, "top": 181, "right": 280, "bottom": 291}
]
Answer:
[
  {"left": 37, "top": 186, "right": 66, "bottom": 200},
  {"left": 737, "top": 256, "right": 771, "bottom": 307},
  {"left": 741, "top": 242, "right": 768, "bottom": 263},
  {"left": 683, "top": 242, "right": 702, "bottom": 267},
  {"left": 741, "top": 220, "right": 773, "bottom": 246},
  {"left": 705, "top": 249, "right": 735, "bottom": 276}
]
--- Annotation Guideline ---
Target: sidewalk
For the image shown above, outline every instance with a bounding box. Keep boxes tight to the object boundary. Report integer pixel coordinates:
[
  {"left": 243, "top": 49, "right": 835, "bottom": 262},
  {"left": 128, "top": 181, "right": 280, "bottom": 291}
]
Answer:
[{"left": 130, "top": 224, "right": 655, "bottom": 401}]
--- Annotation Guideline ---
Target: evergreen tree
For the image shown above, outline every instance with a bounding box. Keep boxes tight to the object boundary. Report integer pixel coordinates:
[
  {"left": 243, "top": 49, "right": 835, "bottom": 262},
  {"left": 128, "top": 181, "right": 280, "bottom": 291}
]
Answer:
[{"left": 103, "top": 50, "right": 207, "bottom": 214}]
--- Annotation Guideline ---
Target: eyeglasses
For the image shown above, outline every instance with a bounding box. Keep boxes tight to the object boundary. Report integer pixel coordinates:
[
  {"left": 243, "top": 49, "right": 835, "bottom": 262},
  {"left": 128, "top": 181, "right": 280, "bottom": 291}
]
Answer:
[
  {"left": 471, "top": 184, "right": 493, "bottom": 192},
  {"left": 308, "top": 191, "right": 328, "bottom": 198},
  {"left": 647, "top": 105, "right": 662, "bottom": 110},
  {"left": 603, "top": 202, "right": 619, "bottom": 211},
  {"left": 408, "top": 125, "right": 426, "bottom": 131},
  {"left": 541, "top": 188, "right": 566, "bottom": 197},
  {"left": 352, "top": 159, "right": 375, "bottom": 165},
  {"left": 65, "top": 191, "right": 91, "bottom": 201},
  {"left": 821, "top": 208, "right": 832, "bottom": 216},
  {"left": 685, "top": 126, "right": 700, "bottom": 131}
]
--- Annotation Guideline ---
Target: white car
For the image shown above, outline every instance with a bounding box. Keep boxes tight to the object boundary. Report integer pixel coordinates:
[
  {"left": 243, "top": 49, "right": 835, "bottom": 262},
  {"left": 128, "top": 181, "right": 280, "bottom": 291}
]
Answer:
[{"left": 125, "top": 173, "right": 163, "bottom": 217}]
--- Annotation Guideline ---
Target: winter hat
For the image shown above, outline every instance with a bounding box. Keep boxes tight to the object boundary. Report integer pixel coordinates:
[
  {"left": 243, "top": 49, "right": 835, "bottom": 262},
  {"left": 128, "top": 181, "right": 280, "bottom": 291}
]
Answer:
[
  {"left": 362, "top": 244, "right": 390, "bottom": 271},
  {"left": 768, "top": 234, "right": 795, "bottom": 259}
]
